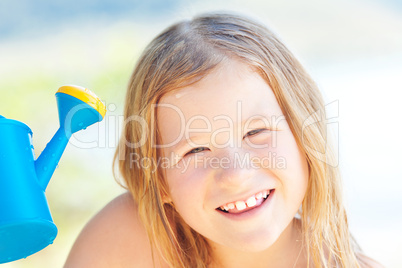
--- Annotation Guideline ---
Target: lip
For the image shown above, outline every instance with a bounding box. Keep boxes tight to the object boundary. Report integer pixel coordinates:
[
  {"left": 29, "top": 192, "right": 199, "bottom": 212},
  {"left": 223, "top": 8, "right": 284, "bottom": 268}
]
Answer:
[{"left": 216, "top": 189, "right": 275, "bottom": 220}]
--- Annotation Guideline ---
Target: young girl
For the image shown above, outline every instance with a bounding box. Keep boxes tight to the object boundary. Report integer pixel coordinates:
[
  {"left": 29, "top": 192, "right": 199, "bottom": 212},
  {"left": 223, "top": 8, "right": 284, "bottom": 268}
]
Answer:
[{"left": 65, "top": 13, "right": 381, "bottom": 268}]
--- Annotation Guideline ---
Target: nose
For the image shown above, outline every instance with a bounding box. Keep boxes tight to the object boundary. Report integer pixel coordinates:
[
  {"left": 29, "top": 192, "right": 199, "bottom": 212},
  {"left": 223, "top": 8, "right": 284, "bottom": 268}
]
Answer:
[{"left": 213, "top": 148, "right": 257, "bottom": 189}]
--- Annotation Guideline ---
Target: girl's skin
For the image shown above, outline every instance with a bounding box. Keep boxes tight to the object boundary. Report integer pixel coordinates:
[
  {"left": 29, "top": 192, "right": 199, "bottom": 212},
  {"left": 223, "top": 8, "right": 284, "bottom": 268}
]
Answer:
[
  {"left": 65, "top": 59, "right": 310, "bottom": 267},
  {"left": 158, "top": 59, "right": 309, "bottom": 268}
]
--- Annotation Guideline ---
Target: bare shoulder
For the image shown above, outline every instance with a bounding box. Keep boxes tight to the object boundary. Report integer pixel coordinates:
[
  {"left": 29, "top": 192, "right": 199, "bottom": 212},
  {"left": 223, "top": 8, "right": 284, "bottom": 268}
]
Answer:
[{"left": 64, "top": 192, "right": 166, "bottom": 268}]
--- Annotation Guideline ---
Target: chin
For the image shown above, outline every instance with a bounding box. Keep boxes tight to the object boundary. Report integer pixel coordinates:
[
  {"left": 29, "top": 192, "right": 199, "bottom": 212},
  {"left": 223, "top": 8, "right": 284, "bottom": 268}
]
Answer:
[{"left": 224, "top": 229, "right": 281, "bottom": 252}]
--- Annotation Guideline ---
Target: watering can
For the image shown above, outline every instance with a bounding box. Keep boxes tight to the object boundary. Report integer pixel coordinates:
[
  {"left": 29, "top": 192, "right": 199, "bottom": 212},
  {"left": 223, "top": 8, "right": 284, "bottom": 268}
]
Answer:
[{"left": 0, "top": 85, "right": 106, "bottom": 264}]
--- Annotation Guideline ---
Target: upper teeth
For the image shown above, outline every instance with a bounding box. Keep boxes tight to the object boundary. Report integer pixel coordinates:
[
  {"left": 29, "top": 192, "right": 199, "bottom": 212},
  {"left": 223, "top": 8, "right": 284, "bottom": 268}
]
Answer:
[{"left": 220, "top": 190, "right": 270, "bottom": 211}]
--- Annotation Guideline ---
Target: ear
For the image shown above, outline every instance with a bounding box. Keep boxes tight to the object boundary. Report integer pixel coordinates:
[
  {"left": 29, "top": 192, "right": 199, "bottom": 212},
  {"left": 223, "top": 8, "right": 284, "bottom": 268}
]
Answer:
[
  {"left": 159, "top": 183, "right": 173, "bottom": 204},
  {"left": 162, "top": 194, "right": 173, "bottom": 204},
  {"left": 161, "top": 190, "right": 173, "bottom": 204}
]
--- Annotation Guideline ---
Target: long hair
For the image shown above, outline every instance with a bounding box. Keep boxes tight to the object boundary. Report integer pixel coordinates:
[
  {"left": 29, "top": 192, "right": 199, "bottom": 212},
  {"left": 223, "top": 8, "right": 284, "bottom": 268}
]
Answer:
[{"left": 114, "top": 12, "right": 361, "bottom": 267}]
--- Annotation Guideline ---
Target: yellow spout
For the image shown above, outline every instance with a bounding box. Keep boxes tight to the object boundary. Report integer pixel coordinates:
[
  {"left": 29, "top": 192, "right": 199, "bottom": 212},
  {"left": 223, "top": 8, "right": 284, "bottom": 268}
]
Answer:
[{"left": 56, "top": 85, "right": 106, "bottom": 118}]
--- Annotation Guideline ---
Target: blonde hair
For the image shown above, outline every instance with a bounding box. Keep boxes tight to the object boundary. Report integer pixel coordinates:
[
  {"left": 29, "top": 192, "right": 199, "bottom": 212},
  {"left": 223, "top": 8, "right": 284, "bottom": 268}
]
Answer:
[{"left": 114, "top": 12, "right": 362, "bottom": 267}]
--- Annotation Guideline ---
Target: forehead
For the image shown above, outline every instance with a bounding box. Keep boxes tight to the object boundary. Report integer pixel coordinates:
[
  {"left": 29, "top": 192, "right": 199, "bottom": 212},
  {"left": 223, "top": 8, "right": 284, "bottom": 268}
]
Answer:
[{"left": 158, "top": 60, "right": 283, "bottom": 128}]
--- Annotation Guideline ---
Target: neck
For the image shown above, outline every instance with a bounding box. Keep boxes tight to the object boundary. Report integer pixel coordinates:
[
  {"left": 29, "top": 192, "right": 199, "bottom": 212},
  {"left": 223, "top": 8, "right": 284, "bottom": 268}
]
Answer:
[{"left": 208, "top": 218, "right": 306, "bottom": 268}]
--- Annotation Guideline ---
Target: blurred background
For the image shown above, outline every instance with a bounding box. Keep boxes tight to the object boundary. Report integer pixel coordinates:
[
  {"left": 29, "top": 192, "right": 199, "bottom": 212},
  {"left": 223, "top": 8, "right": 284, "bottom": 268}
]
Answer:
[{"left": 0, "top": 0, "right": 401, "bottom": 267}]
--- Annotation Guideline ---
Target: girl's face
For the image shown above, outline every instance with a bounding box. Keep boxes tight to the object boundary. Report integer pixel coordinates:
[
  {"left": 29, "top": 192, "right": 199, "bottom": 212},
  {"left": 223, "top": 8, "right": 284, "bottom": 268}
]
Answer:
[{"left": 157, "top": 60, "right": 309, "bottom": 252}]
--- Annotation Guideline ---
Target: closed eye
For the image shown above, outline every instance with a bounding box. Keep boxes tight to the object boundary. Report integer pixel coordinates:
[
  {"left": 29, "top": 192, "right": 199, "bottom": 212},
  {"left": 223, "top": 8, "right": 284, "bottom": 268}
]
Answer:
[
  {"left": 184, "top": 147, "right": 210, "bottom": 156},
  {"left": 243, "top": 128, "right": 270, "bottom": 138}
]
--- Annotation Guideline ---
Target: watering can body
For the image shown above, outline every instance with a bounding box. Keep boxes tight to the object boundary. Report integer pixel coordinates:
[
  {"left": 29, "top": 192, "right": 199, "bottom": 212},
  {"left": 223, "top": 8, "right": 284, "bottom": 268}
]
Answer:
[
  {"left": 0, "top": 118, "right": 57, "bottom": 263},
  {"left": 0, "top": 85, "right": 106, "bottom": 263}
]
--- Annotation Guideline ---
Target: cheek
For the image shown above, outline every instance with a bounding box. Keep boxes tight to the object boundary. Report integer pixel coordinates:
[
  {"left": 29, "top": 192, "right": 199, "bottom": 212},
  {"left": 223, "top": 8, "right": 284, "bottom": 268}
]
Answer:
[
  {"left": 165, "top": 165, "right": 209, "bottom": 211},
  {"left": 265, "top": 130, "right": 309, "bottom": 198}
]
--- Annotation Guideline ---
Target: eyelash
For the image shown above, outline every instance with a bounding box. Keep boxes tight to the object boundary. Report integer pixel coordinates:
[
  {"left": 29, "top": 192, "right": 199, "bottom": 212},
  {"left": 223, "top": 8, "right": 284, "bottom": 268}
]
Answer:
[
  {"left": 184, "top": 128, "right": 268, "bottom": 156},
  {"left": 243, "top": 128, "right": 267, "bottom": 138},
  {"left": 185, "top": 147, "right": 209, "bottom": 156}
]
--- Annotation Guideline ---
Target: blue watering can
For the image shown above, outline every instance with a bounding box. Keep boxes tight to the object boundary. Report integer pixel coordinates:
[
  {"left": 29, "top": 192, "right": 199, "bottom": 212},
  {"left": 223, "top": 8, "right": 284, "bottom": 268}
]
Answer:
[{"left": 0, "top": 85, "right": 106, "bottom": 264}]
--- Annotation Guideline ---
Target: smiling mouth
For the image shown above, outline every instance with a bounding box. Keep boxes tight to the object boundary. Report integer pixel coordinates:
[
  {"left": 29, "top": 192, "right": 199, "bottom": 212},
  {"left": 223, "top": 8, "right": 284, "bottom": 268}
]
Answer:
[{"left": 216, "top": 189, "right": 273, "bottom": 214}]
